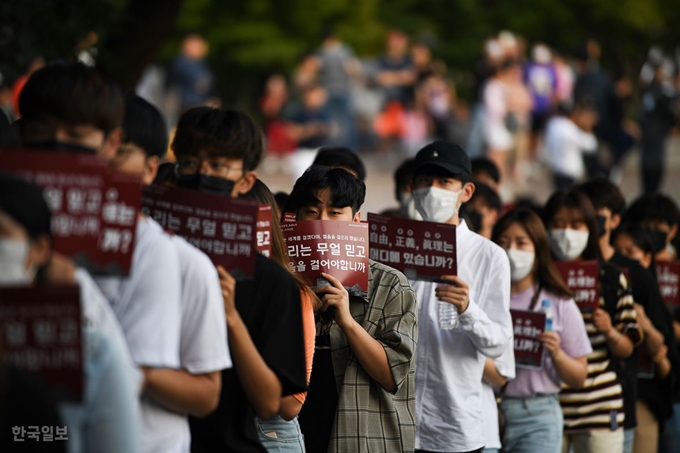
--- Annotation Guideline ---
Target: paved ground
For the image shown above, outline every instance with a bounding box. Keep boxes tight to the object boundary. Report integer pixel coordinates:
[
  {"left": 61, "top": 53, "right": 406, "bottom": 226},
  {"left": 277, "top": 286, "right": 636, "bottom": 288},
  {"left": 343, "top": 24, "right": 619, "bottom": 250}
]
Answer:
[{"left": 259, "top": 137, "right": 680, "bottom": 216}]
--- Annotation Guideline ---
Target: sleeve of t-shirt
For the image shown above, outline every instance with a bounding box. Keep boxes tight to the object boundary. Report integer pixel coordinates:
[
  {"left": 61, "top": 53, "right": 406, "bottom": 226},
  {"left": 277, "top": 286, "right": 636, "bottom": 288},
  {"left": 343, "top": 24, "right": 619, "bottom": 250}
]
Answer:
[
  {"left": 558, "top": 298, "right": 593, "bottom": 359},
  {"left": 614, "top": 272, "right": 643, "bottom": 346},
  {"left": 494, "top": 338, "right": 516, "bottom": 380},
  {"left": 293, "top": 291, "right": 316, "bottom": 405},
  {"left": 249, "top": 258, "right": 307, "bottom": 396},
  {"left": 375, "top": 277, "right": 418, "bottom": 393},
  {"left": 124, "top": 231, "right": 183, "bottom": 368},
  {"left": 179, "top": 245, "right": 232, "bottom": 374},
  {"left": 459, "top": 247, "right": 513, "bottom": 359}
]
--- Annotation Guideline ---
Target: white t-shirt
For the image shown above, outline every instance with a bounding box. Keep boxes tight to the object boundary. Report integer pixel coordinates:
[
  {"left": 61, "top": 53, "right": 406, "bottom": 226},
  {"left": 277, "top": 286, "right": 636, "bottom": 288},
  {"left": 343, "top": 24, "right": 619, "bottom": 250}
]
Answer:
[
  {"left": 94, "top": 217, "right": 183, "bottom": 453},
  {"left": 544, "top": 116, "right": 597, "bottom": 179},
  {"left": 411, "top": 220, "right": 513, "bottom": 452},
  {"left": 172, "top": 235, "right": 231, "bottom": 374},
  {"left": 483, "top": 78, "right": 514, "bottom": 151},
  {"left": 481, "top": 341, "right": 515, "bottom": 450},
  {"left": 59, "top": 269, "right": 141, "bottom": 453}
]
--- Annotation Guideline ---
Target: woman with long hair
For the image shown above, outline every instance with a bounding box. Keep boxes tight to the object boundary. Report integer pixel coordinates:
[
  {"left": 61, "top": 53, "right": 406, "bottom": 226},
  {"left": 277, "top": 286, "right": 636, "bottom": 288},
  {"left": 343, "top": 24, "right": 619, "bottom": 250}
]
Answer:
[
  {"left": 543, "top": 190, "right": 642, "bottom": 453},
  {"left": 242, "top": 179, "right": 319, "bottom": 452},
  {"left": 491, "top": 208, "right": 591, "bottom": 453}
]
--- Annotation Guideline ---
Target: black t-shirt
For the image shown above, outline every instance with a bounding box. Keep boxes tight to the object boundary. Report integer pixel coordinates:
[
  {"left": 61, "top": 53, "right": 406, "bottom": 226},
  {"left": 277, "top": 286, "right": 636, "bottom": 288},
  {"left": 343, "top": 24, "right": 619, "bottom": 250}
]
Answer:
[
  {"left": 609, "top": 252, "right": 680, "bottom": 423},
  {"left": 190, "top": 253, "right": 307, "bottom": 453},
  {"left": 298, "top": 318, "right": 338, "bottom": 452}
]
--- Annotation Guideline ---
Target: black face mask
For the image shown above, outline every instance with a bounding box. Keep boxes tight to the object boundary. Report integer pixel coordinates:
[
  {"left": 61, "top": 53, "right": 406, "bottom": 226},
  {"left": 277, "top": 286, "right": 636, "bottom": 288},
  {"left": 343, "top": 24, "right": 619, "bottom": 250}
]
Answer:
[
  {"left": 596, "top": 215, "right": 607, "bottom": 238},
  {"left": 176, "top": 172, "right": 235, "bottom": 196},
  {"left": 644, "top": 228, "right": 668, "bottom": 254}
]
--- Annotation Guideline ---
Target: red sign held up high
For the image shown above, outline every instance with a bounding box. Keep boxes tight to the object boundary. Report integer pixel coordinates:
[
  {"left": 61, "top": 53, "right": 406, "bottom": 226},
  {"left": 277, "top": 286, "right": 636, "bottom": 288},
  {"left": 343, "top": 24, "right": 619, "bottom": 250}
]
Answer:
[
  {"left": 1, "top": 149, "right": 141, "bottom": 276},
  {"left": 281, "top": 220, "right": 369, "bottom": 297},
  {"left": 142, "top": 184, "right": 259, "bottom": 279},
  {"left": 367, "top": 213, "right": 456, "bottom": 281}
]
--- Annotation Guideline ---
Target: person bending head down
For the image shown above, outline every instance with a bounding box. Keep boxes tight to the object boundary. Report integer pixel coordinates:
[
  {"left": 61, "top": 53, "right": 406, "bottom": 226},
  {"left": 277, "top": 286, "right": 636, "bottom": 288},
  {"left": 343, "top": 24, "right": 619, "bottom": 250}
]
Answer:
[
  {"left": 171, "top": 106, "right": 263, "bottom": 197},
  {"left": 286, "top": 165, "right": 365, "bottom": 223},
  {"left": 19, "top": 62, "right": 124, "bottom": 159}
]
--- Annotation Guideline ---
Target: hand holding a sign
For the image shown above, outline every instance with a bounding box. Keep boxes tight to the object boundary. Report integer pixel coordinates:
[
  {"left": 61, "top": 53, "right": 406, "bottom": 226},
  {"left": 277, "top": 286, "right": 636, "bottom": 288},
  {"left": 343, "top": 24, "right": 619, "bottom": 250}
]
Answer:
[
  {"left": 593, "top": 308, "right": 634, "bottom": 358},
  {"left": 435, "top": 275, "right": 470, "bottom": 314},
  {"left": 592, "top": 308, "right": 613, "bottom": 335},
  {"left": 318, "top": 273, "right": 353, "bottom": 329}
]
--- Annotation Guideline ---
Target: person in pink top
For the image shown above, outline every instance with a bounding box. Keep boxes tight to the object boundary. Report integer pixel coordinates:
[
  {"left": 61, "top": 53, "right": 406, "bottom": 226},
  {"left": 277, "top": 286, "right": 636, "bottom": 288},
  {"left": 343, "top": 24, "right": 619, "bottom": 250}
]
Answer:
[{"left": 491, "top": 208, "right": 592, "bottom": 453}]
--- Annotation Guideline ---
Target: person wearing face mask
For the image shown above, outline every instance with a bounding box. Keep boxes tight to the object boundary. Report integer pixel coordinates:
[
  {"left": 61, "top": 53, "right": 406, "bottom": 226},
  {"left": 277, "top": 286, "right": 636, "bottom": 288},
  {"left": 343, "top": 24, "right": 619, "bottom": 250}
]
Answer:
[
  {"left": 543, "top": 189, "right": 642, "bottom": 453},
  {"left": 21, "top": 64, "right": 186, "bottom": 453},
  {"left": 0, "top": 174, "right": 140, "bottom": 453},
  {"left": 490, "top": 208, "right": 591, "bottom": 453},
  {"left": 381, "top": 158, "right": 423, "bottom": 220},
  {"left": 623, "top": 193, "right": 679, "bottom": 263},
  {"left": 166, "top": 106, "right": 307, "bottom": 453},
  {"left": 408, "top": 141, "right": 513, "bottom": 453},
  {"left": 465, "top": 182, "right": 501, "bottom": 240},
  {"left": 110, "top": 94, "right": 234, "bottom": 452},
  {"left": 578, "top": 178, "right": 678, "bottom": 453}
]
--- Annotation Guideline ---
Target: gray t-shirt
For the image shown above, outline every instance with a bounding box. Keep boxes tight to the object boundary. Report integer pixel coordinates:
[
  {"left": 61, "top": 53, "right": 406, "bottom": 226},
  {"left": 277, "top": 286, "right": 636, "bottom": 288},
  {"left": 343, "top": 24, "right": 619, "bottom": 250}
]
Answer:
[{"left": 317, "top": 43, "right": 355, "bottom": 95}]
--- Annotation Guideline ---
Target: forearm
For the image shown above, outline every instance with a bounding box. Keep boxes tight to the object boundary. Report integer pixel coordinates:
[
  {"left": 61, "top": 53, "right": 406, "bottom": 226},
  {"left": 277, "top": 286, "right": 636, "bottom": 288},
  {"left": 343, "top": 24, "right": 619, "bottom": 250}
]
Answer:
[
  {"left": 342, "top": 320, "right": 397, "bottom": 392},
  {"left": 482, "top": 359, "right": 508, "bottom": 387},
  {"left": 642, "top": 323, "right": 665, "bottom": 357},
  {"left": 227, "top": 312, "right": 282, "bottom": 419},
  {"left": 656, "top": 356, "right": 671, "bottom": 379},
  {"left": 674, "top": 321, "right": 680, "bottom": 343},
  {"left": 143, "top": 369, "right": 220, "bottom": 418},
  {"left": 607, "top": 329, "right": 634, "bottom": 358},
  {"left": 551, "top": 351, "right": 588, "bottom": 388}
]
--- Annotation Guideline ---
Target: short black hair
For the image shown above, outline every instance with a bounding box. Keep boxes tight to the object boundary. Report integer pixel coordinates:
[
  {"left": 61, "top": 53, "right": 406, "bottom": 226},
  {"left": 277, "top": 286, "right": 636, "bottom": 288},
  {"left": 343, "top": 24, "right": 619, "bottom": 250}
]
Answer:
[
  {"left": 122, "top": 92, "right": 168, "bottom": 159},
  {"left": 313, "top": 147, "right": 366, "bottom": 181},
  {"left": 285, "top": 165, "right": 366, "bottom": 215},
  {"left": 624, "top": 193, "right": 680, "bottom": 227},
  {"left": 471, "top": 157, "right": 500, "bottom": 184},
  {"left": 469, "top": 182, "right": 502, "bottom": 212},
  {"left": 575, "top": 177, "right": 626, "bottom": 215},
  {"left": 0, "top": 173, "right": 52, "bottom": 240},
  {"left": 172, "top": 107, "right": 264, "bottom": 172},
  {"left": 19, "top": 62, "right": 123, "bottom": 141},
  {"left": 394, "top": 158, "right": 416, "bottom": 199},
  {"left": 612, "top": 222, "right": 656, "bottom": 255}
]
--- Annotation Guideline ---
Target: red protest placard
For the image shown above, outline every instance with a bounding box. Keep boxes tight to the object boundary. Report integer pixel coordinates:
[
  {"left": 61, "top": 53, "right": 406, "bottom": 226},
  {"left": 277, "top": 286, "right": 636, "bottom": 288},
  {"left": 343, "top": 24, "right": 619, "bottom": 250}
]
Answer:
[
  {"left": 0, "top": 285, "right": 83, "bottom": 401},
  {"left": 656, "top": 261, "right": 680, "bottom": 308},
  {"left": 1, "top": 149, "right": 141, "bottom": 275},
  {"left": 367, "top": 213, "right": 456, "bottom": 281},
  {"left": 281, "top": 220, "right": 369, "bottom": 297},
  {"left": 141, "top": 185, "right": 259, "bottom": 279},
  {"left": 511, "top": 309, "right": 546, "bottom": 369},
  {"left": 256, "top": 205, "right": 273, "bottom": 258},
  {"left": 555, "top": 261, "right": 600, "bottom": 312}
]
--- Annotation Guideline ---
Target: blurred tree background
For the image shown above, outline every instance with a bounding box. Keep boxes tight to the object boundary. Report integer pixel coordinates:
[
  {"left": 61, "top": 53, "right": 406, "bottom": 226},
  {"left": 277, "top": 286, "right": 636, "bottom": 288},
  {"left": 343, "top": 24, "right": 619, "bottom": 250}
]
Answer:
[{"left": 2, "top": 0, "right": 680, "bottom": 110}]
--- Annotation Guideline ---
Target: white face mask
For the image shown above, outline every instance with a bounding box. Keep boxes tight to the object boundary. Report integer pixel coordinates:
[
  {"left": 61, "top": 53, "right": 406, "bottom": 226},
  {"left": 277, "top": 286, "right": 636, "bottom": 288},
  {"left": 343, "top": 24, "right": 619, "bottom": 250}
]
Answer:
[
  {"left": 507, "top": 248, "right": 535, "bottom": 282},
  {"left": 0, "top": 238, "right": 35, "bottom": 285},
  {"left": 549, "top": 229, "right": 590, "bottom": 261},
  {"left": 413, "top": 187, "right": 461, "bottom": 224}
]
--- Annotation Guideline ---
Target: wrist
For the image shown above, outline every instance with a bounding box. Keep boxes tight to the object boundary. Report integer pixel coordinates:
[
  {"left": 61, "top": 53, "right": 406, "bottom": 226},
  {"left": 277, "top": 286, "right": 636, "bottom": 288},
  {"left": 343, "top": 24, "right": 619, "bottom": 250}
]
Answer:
[
  {"left": 457, "top": 298, "right": 470, "bottom": 314},
  {"left": 226, "top": 310, "right": 243, "bottom": 328},
  {"left": 607, "top": 328, "right": 622, "bottom": 344},
  {"left": 337, "top": 315, "right": 357, "bottom": 332}
]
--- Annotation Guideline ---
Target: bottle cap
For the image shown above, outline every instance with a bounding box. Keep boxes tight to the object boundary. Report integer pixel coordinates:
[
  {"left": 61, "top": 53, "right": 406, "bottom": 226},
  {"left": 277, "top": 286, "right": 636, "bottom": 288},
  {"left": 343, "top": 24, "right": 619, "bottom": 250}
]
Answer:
[{"left": 541, "top": 299, "right": 551, "bottom": 307}]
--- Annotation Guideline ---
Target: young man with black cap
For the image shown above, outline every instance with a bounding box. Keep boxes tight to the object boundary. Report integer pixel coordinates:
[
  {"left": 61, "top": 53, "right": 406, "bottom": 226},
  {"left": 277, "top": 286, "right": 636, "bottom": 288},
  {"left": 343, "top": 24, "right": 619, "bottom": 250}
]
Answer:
[
  {"left": 408, "top": 141, "right": 512, "bottom": 453},
  {"left": 286, "top": 165, "right": 418, "bottom": 453}
]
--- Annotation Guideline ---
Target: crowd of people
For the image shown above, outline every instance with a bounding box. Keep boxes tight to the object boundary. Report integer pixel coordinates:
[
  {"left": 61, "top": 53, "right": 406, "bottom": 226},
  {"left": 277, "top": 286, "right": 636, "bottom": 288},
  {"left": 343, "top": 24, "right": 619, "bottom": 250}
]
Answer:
[{"left": 0, "top": 31, "right": 679, "bottom": 453}]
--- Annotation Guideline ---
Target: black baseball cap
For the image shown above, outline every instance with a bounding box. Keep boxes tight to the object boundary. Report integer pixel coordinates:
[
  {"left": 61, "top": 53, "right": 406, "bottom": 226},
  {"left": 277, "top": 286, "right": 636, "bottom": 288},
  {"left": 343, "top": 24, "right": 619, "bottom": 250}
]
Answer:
[{"left": 413, "top": 141, "right": 472, "bottom": 179}]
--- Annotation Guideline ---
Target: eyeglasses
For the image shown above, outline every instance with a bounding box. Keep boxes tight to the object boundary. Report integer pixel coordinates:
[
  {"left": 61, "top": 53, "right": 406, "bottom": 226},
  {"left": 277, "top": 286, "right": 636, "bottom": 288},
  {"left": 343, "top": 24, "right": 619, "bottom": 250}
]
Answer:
[{"left": 175, "top": 157, "right": 243, "bottom": 178}]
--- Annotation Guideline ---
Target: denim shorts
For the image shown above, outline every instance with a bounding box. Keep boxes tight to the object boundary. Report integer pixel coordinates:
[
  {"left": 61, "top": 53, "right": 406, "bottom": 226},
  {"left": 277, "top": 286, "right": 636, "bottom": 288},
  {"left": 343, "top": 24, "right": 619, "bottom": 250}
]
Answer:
[
  {"left": 256, "top": 414, "right": 306, "bottom": 453},
  {"left": 500, "top": 394, "right": 563, "bottom": 453}
]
